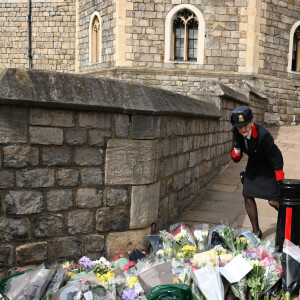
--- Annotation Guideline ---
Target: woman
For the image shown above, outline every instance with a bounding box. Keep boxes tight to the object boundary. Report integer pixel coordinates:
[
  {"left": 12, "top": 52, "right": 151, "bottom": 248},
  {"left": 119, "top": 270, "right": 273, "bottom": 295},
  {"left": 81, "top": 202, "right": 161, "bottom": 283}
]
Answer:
[{"left": 230, "top": 106, "right": 285, "bottom": 239}]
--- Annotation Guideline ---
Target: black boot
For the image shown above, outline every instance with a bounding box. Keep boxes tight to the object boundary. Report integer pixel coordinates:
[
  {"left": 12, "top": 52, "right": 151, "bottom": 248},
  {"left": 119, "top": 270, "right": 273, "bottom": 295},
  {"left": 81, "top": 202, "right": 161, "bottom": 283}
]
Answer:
[{"left": 253, "top": 229, "right": 263, "bottom": 239}]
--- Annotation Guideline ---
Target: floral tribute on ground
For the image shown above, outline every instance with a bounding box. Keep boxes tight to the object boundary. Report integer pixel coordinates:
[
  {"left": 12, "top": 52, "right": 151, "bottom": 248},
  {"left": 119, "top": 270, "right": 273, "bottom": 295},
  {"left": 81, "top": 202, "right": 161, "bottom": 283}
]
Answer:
[{"left": 0, "top": 221, "right": 299, "bottom": 300}]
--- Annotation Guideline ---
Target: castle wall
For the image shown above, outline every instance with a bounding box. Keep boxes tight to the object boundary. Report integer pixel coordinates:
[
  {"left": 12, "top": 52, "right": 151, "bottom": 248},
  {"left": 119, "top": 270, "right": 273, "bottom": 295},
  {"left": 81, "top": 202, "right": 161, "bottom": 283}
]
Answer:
[
  {"left": 0, "top": 0, "right": 76, "bottom": 72},
  {"left": 76, "top": 0, "right": 115, "bottom": 71}
]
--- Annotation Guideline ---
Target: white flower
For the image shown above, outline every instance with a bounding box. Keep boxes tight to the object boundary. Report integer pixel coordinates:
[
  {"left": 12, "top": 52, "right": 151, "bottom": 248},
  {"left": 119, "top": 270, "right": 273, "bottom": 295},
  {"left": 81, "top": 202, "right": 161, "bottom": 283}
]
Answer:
[
  {"left": 156, "top": 250, "right": 165, "bottom": 258},
  {"left": 93, "top": 256, "right": 111, "bottom": 268}
]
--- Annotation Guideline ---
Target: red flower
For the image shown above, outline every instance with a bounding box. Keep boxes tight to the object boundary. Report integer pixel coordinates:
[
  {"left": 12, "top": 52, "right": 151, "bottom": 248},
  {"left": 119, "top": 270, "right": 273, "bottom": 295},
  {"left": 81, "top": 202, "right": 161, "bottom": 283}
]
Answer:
[
  {"left": 113, "top": 253, "right": 123, "bottom": 261},
  {"left": 123, "top": 261, "right": 136, "bottom": 272}
]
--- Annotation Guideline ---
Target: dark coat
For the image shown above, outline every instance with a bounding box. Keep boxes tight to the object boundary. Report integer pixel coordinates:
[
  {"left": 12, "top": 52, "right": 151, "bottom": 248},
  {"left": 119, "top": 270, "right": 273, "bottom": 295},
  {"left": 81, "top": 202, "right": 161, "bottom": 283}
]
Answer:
[{"left": 231, "top": 123, "right": 284, "bottom": 200}]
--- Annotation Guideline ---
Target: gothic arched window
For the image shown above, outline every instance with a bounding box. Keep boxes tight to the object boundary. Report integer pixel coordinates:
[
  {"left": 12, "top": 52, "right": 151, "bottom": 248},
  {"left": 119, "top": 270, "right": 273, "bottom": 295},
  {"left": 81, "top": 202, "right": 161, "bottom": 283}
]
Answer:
[
  {"left": 291, "top": 26, "right": 300, "bottom": 72},
  {"left": 173, "top": 9, "right": 199, "bottom": 61},
  {"left": 92, "top": 17, "right": 100, "bottom": 63},
  {"left": 89, "top": 12, "right": 102, "bottom": 64}
]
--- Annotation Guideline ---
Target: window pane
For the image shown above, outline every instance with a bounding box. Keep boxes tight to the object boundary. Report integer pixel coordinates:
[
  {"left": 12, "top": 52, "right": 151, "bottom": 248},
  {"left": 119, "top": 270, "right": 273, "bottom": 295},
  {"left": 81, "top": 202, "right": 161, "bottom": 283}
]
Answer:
[
  {"left": 173, "top": 9, "right": 199, "bottom": 61},
  {"left": 292, "top": 26, "right": 300, "bottom": 72},
  {"left": 187, "top": 18, "right": 198, "bottom": 61}
]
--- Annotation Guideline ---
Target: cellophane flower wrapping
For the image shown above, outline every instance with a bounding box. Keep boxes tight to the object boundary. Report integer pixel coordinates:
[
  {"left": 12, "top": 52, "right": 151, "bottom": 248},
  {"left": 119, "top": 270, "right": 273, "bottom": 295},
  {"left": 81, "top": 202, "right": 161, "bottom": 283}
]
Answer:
[
  {"left": 170, "top": 223, "right": 197, "bottom": 252},
  {"left": 230, "top": 276, "right": 247, "bottom": 300},
  {"left": 42, "top": 265, "right": 66, "bottom": 299},
  {"left": 6, "top": 264, "right": 55, "bottom": 300},
  {"left": 193, "top": 224, "right": 209, "bottom": 252},
  {"left": 137, "top": 261, "right": 174, "bottom": 297},
  {"left": 282, "top": 239, "right": 300, "bottom": 299},
  {"left": 260, "top": 253, "right": 283, "bottom": 297},
  {"left": 192, "top": 264, "right": 224, "bottom": 300}
]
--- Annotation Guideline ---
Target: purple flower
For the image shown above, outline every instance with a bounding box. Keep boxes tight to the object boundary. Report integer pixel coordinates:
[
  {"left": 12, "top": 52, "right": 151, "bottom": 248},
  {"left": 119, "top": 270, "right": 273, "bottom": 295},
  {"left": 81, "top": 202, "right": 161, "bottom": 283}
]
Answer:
[
  {"left": 79, "top": 256, "right": 95, "bottom": 270},
  {"left": 122, "top": 288, "right": 139, "bottom": 300}
]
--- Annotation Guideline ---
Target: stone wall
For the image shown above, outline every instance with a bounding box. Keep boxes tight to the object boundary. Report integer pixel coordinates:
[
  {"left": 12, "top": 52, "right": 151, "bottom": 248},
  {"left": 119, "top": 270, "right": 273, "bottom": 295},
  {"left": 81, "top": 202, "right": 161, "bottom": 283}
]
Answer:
[
  {"left": 0, "top": 0, "right": 76, "bottom": 72},
  {"left": 0, "top": 68, "right": 267, "bottom": 277},
  {"left": 77, "top": 0, "right": 115, "bottom": 72},
  {"left": 259, "top": 0, "right": 300, "bottom": 78}
]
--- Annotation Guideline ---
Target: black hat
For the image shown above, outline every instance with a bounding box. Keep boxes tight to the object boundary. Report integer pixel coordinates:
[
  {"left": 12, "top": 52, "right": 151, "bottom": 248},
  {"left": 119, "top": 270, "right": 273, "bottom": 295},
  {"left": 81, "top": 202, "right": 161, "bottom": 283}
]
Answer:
[{"left": 231, "top": 107, "right": 253, "bottom": 127}]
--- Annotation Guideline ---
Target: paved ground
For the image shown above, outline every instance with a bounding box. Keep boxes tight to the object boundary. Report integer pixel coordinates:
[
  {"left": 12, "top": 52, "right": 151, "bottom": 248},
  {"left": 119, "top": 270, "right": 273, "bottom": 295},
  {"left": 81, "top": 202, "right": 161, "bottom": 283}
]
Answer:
[{"left": 181, "top": 125, "right": 300, "bottom": 241}]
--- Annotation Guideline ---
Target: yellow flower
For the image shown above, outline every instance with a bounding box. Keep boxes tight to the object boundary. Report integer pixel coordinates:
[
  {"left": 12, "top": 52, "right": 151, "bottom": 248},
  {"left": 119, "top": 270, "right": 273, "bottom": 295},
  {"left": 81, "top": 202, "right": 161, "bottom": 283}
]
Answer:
[
  {"left": 97, "top": 270, "right": 115, "bottom": 283},
  {"left": 173, "top": 277, "right": 180, "bottom": 284},
  {"left": 182, "top": 245, "right": 197, "bottom": 257},
  {"left": 128, "top": 276, "right": 139, "bottom": 288},
  {"left": 165, "top": 248, "right": 173, "bottom": 254},
  {"left": 67, "top": 272, "right": 73, "bottom": 276}
]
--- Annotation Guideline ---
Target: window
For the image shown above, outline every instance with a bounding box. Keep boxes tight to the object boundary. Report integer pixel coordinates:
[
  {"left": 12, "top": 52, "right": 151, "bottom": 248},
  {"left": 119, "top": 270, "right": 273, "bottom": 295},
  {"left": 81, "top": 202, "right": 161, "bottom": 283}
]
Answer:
[
  {"left": 173, "top": 10, "right": 199, "bottom": 61},
  {"left": 288, "top": 21, "right": 300, "bottom": 73},
  {"left": 291, "top": 26, "right": 300, "bottom": 72},
  {"left": 165, "top": 4, "right": 205, "bottom": 64},
  {"left": 89, "top": 12, "right": 102, "bottom": 64}
]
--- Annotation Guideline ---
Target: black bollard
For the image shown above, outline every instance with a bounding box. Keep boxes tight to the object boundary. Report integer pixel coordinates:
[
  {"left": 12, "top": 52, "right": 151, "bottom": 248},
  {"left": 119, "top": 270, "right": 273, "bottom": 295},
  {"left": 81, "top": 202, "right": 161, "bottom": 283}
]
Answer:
[{"left": 275, "top": 179, "right": 300, "bottom": 251}]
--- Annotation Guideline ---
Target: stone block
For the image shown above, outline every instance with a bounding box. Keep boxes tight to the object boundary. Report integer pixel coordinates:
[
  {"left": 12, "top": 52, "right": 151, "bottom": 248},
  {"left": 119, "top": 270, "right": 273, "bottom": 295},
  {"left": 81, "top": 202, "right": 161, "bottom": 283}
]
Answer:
[
  {"left": 57, "top": 169, "right": 79, "bottom": 187},
  {"left": 67, "top": 210, "right": 94, "bottom": 234},
  {"left": 32, "top": 214, "right": 64, "bottom": 238},
  {"left": 65, "top": 129, "right": 87, "bottom": 145},
  {"left": 105, "top": 139, "right": 158, "bottom": 185},
  {"left": 75, "top": 148, "right": 103, "bottom": 166},
  {"left": 89, "top": 129, "right": 111, "bottom": 146},
  {"left": 84, "top": 234, "right": 105, "bottom": 253},
  {"left": 106, "top": 227, "right": 151, "bottom": 259},
  {"left": 30, "top": 126, "right": 63, "bottom": 145},
  {"left": 80, "top": 168, "right": 103, "bottom": 186},
  {"left": 96, "top": 207, "right": 129, "bottom": 232},
  {"left": 131, "top": 115, "right": 161, "bottom": 139},
  {"left": 50, "top": 237, "right": 82, "bottom": 260},
  {"left": 105, "top": 187, "right": 128, "bottom": 206},
  {"left": 16, "top": 242, "right": 48, "bottom": 265},
  {"left": 4, "top": 191, "right": 43, "bottom": 215},
  {"left": 114, "top": 114, "right": 129, "bottom": 137},
  {"left": 0, "top": 106, "right": 27, "bottom": 143},
  {"left": 0, "top": 171, "right": 14, "bottom": 188},
  {"left": 76, "top": 188, "right": 102, "bottom": 208},
  {"left": 42, "top": 148, "right": 72, "bottom": 166},
  {"left": 0, "top": 217, "right": 29, "bottom": 242},
  {"left": 130, "top": 183, "right": 160, "bottom": 229},
  {"left": 3, "top": 146, "right": 39, "bottom": 168},
  {"left": 0, "top": 245, "right": 13, "bottom": 266},
  {"left": 16, "top": 169, "right": 55, "bottom": 188},
  {"left": 47, "top": 189, "right": 73, "bottom": 211},
  {"left": 79, "top": 112, "right": 111, "bottom": 129},
  {"left": 30, "top": 108, "right": 75, "bottom": 127}
]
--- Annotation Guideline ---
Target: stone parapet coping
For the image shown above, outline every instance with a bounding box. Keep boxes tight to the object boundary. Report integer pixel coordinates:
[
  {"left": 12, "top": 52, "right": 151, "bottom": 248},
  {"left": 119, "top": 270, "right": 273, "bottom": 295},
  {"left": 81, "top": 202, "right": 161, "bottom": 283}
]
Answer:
[
  {"left": 218, "top": 83, "right": 249, "bottom": 104},
  {"left": 0, "top": 68, "right": 220, "bottom": 119}
]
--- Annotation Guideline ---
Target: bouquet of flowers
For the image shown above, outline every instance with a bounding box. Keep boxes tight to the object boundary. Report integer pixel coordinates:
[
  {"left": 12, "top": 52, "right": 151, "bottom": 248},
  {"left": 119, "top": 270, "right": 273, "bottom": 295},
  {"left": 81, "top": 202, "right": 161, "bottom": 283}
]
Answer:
[
  {"left": 260, "top": 255, "right": 283, "bottom": 299},
  {"left": 236, "top": 236, "right": 248, "bottom": 255},
  {"left": 246, "top": 259, "right": 267, "bottom": 300},
  {"left": 213, "top": 225, "right": 236, "bottom": 253},
  {"left": 182, "top": 245, "right": 197, "bottom": 260},
  {"left": 159, "top": 230, "right": 174, "bottom": 250},
  {"left": 170, "top": 223, "right": 197, "bottom": 251},
  {"left": 194, "top": 229, "right": 209, "bottom": 251}
]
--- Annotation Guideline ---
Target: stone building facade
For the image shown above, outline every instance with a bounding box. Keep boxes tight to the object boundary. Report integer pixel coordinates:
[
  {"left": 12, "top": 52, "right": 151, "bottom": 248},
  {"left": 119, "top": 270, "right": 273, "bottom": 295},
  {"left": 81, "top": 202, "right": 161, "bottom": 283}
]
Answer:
[{"left": 0, "top": 0, "right": 299, "bottom": 124}]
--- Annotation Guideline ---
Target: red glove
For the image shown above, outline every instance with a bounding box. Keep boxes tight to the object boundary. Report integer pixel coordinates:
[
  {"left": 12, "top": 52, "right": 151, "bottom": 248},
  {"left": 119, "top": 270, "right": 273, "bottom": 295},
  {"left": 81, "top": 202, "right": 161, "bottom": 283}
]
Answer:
[
  {"left": 275, "top": 169, "right": 285, "bottom": 181},
  {"left": 231, "top": 147, "right": 242, "bottom": 161}
]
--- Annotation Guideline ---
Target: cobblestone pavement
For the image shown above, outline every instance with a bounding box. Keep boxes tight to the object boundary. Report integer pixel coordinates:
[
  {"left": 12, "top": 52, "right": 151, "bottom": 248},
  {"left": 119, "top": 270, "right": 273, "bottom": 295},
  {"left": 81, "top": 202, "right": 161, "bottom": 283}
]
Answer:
[{"left": 181, "top": 125, "right": 300, "bottom": 240}]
